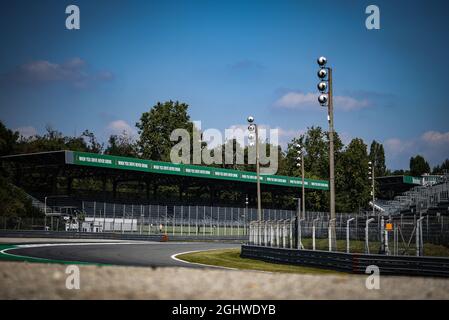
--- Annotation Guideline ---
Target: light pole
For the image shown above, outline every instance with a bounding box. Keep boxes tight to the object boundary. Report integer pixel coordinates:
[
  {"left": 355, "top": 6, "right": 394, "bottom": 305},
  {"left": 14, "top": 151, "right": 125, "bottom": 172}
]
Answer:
[
  {"left": 368, "top": 161, "right": 375, "bottom": 217},
  {"left": 293, "top": 143, "right": 306, "bottom": 219},
  {"left": 248, "top": 116, "right": 262, "bottom": 221},
  {"left": 317, "top": 56, "right": 336, "bottom": 250},
  {"left": 245, "top": 195, "right": 249, "bottom": 235}
]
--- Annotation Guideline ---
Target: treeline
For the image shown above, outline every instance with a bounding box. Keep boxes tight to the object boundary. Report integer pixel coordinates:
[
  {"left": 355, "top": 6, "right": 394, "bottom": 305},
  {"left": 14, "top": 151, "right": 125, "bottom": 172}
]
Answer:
[{"left": 1, "top": 100, "right": 448, "bottom": 216}]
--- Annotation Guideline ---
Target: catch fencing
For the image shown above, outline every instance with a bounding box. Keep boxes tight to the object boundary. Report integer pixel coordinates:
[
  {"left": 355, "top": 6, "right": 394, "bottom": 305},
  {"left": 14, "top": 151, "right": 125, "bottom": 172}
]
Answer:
[{"left": 248, "top": 213, "right": 449, "bottom": 257}]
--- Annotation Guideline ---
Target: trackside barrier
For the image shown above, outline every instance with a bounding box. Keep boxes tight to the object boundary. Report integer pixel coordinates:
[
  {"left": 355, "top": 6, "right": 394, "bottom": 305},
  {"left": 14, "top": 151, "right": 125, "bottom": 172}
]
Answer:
[
  {"left": 0, "top": 230, "right": 247, "bottom": 242},
  {"left": 241, "top": 245, "right": 449, "bottom": 277}
]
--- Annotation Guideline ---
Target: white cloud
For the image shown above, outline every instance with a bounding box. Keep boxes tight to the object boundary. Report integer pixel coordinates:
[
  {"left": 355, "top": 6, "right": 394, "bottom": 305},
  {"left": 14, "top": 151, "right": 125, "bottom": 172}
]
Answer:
[
  {"left": 422, "top": 131, "right": 449, "bottom": 144},
  {"left": 334, "top": 96, "right": 369, "bottom": 111},
  {"left": 384, "top": 130, "right": 449, "bottom": 169},
  {"left": 106, "top": 120, "right": 136, "bottom": 137},
  {"left": 275, "top": 91, "right": 370, "bottom": 111},
  {"left": 1, "top": 58, "right": 113, "bottom": 88},
  {"left": 274, "top": 92, "right": 317, "bottom": 110},
  {"left": 15, "top": 126, "right": 37, "bottom": 138}
]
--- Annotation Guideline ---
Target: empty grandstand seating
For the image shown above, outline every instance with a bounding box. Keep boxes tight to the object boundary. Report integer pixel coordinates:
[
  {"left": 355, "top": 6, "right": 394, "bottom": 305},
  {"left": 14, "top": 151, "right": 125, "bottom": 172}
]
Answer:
[{"left": 375, "top": 176, "right": 449, "bottom": 215}]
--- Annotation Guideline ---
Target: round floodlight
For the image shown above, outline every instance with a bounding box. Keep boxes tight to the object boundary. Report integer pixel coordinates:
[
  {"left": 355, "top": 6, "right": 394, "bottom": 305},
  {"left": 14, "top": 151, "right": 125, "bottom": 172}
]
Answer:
[
  {"left": 247, "top": 116, "right": 254, "bottom": 123},
  {"left": 249, "top": 141, "right": 255, "bottom": 147},
  {"left": 296, "top": 157, "right": 301, "bottom": 161},
  {"left": 248, "top": 124, "right": 256, "bottom": 132},
  {"left": 318, "top": 94, "right": 328, "bottom": 105},
  {"left": 296, "top": 163, "right": 301, "bottom": 167},
  {"left": 317, "top": 81, "right": 327, "bottom": 92},
  {"left": 318, "top": 69, "right": 328, "bottom": 79},
  {"left": 317, "top": 56, "right": 327, "bottom": 66},
  {"left": 295, "top": 143, "right": 301, "bottom": 149},
  {"left": 368, "top": 161, "right": 372, "bottom": 165},
  {"left": 248, "top": 133, "right": 255, "bottom": 140}
]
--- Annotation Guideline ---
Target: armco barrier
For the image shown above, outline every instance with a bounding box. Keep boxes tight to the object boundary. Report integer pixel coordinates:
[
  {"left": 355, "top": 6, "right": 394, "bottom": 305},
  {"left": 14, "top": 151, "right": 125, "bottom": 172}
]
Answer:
[
  {"left": 0, "top": 230, "right": 247, "bottom": 242},
  {"left": 241, "top": 245, "right": 449, "bottom": 277},
  {"left": 0, "top": 230, "right": 163, "bottom": 241}
]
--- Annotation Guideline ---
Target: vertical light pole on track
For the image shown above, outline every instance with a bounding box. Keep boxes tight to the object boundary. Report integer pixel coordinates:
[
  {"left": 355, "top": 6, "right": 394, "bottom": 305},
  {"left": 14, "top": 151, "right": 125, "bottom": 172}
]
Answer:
[
  {"left": 317, "top": 56, "right": 336, "bottom": 251},
  {"left": 247, "top": 116, "right": 262, "bottom": 221}
]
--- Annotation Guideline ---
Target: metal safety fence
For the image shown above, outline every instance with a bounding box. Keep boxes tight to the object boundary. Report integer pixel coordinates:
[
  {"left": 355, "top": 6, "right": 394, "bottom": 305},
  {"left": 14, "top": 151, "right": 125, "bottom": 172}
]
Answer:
[{"left": 248, "top": 213, "right": 449, "bottom": 257}]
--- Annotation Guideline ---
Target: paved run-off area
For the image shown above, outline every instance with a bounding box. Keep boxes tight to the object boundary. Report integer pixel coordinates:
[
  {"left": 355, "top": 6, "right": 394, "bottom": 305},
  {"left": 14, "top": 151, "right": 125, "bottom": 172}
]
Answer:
[
  {"left": 1, "top": 261, "right": 449, "bottom": 299},
  {"left": 1, "top": 238, "right": 449, "bottom": 299}
]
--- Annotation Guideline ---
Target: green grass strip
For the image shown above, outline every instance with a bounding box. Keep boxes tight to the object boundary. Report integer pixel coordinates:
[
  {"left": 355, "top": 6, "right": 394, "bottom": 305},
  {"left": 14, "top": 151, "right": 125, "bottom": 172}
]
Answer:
[{"left": 177, "top": 248, "right": 341, "bottom": 275}]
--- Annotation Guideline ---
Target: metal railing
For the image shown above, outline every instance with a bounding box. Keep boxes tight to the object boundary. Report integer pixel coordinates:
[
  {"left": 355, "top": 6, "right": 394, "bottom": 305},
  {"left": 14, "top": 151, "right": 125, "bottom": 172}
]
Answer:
[{"left": 247, "top": 214, "right": 449, "bottom": 257}]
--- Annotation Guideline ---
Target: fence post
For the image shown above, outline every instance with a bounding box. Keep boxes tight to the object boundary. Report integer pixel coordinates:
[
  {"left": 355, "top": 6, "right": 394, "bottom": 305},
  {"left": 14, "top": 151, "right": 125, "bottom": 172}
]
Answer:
[
  {"left": 148, "top": 206, "right": 152, "bottom": 236},
  {"left": 346, "top": 218, "right": 355, "bottom": 253},
  {"left": 140, "top": 205, "right": 143, "bottom": 235},
  {"left": 328, "top": 218, "right": 336, "bottom": 252},
  {"left": 203, "top": 206, "right": 206, "bottom": 237},
  {"left": 173, "top": 206, "right": 176, "bottom": 236},
  {"left": 365, "top": 218, "right": 375, "bottom": 254},
  {"left": 416, "top": 218, "right": 421, "bottom": 256},
  {"left": 112, "top": 203, "right": 116, "bottom": 232},
  {"left": 188, "top": 206, "right": 191, "bottom": 236},
  {"left": 130, "top": 204, "right": 134, "bottom": 233},
  {"left": 180, "top": 206, "right": 183, "bottom": 236},
  {"left": 289, "top": 220, "right": 293, "bottom": 249},
  {"left": 231, "top": 208, "right": 234, "bottom": 236},
  {"left": 210, "top": 206, "right": 213, "bottom": 236},
  {"left": 312, "top": 218, "right": 319, "bottom": 250},
  {"left": 297, "top": 218, "right": 304, "bottom": 249},
  {"left": 121, "top": 205, "right": 124, "bottom": 234},
  {"left": 196, "top": 206, "right": 199, "bottom": 236}
]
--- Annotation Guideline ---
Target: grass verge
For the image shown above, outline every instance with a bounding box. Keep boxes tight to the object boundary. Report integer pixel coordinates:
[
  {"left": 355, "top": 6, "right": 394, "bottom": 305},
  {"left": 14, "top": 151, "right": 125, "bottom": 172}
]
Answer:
[{"left": 177, "top": 248, "right": 340, "bottom": 274}]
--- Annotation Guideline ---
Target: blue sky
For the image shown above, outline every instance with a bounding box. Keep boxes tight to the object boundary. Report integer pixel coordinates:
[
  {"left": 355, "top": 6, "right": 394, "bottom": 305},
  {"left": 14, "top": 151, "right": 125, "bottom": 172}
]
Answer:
[{"left": 0, "top": 0, "right": 448, "bottom": 170}]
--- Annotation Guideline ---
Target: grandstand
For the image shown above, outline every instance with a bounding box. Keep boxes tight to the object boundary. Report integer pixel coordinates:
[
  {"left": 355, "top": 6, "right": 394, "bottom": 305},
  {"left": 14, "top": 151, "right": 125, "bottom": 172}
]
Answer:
[
  {"left": 0, "top": 150, "right": 329, "bottom": 209},
  {"left": 375, "top": 175, "right": 449, "bottom": 216}
]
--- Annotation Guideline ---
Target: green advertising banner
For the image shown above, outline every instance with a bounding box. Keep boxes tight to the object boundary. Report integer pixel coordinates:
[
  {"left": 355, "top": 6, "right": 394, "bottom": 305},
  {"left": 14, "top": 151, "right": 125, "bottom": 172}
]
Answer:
[
  {"left": 69, "top": 151, "right": 329, "bottom": 190},
  {"left": 403, "top": 175, "right": 422, "bottom": 185}
]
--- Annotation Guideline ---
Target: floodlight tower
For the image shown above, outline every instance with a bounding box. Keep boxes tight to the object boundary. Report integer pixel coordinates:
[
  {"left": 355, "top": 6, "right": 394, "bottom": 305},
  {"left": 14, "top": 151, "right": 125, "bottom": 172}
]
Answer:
[
  {"left": 294, "top": 143, "right": 306, "bottom": 219},
  {"left": 368, "top": 161, "right": 375, "bottom": 217},
  {"left": 317, "top": 56, "right": 336, "bottom": 251},
  {"left": 247, "top": 116, "right": 262, "bottom": 221}
]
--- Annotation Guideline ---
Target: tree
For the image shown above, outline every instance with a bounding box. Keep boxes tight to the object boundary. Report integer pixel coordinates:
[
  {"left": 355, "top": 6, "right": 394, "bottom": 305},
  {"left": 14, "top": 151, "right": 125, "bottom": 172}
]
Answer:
[
  {"left": 410, "top": 155, "right": 430, "bottom": 176},
  {"left": 369, "top": 140, "right": 386, "bottom": 177},
  {"left": 284, "top": 126, "right": 344, "bottom": 211},
  {"left": 81, "top": 130, "right": 103, "bottom": 153},
  {"left": 0, "top": 120, "right": 19, "bottom": 156},
  {"left": 337, "top": 138, "right": 371, "bottom": 212},
  {"left": 433, "top": 159, "right": 449, "bottom": 175},
  {"left": 14, "top": 126, "right": 103, "bottom": 154},
  {"left": 105, "top": 131, "right": 138, "bottom": 157},
  {"left": 136, "top": 101, "right": 194, "bottom": 162}
]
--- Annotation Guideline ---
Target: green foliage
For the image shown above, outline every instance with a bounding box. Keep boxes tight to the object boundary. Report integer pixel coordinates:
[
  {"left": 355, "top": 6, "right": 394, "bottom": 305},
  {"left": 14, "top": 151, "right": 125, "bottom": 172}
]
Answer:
[
  {"left": 15, "top": 126, "right": 103, "bottom": 154},
  {"left": 410, "top": 155, "right": 430, "bottom": 176},
  {"left": 369, "top": 140, "right": 386, "bottom": 177},
  {"left": 337, "top": 138, "right": 371, "bottom": 212},
  {"left": 433, "top": 159, "right": 449, "bottom": 175},
  {"left": 0, "top": 174, "right": 34, "bottom": 218},
  {"left": 136, "top": 101, "right": 194, "bottom": 162},
  {"left": 0, "top": 121, "right": 19, "bottom": 157},
  {"left": 105, "top": 132, "right": 138, "bottom": 157}
]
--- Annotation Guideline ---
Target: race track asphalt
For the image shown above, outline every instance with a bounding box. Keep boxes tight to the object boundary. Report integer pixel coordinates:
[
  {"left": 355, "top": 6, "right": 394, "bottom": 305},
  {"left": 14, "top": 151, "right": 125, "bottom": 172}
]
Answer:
[{"left": 6, "top": 241, "right": 240, "bottom": 268}]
